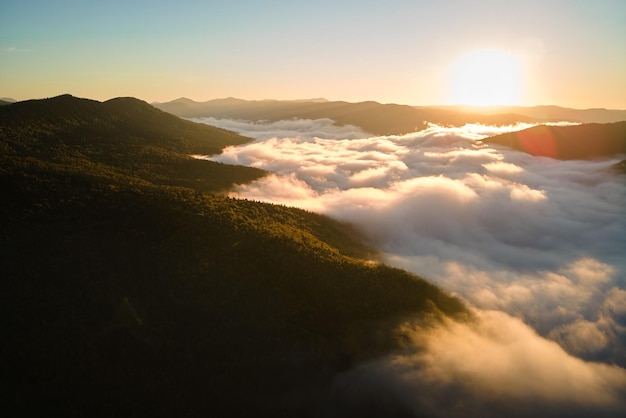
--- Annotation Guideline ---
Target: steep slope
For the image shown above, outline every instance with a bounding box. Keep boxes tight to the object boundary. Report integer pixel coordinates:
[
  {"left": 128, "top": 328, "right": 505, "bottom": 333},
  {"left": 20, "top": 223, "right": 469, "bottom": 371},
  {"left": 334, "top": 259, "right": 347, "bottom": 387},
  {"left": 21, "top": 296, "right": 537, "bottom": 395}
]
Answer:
[
  {"left": 154, "top": 97, "right": 538, "bottom": 135},
  {"left": 484, "top": 121, "right": 626, "bottom": 160},
  {"left": 1, "top": 95, "right": 468, "bottom": 416}
]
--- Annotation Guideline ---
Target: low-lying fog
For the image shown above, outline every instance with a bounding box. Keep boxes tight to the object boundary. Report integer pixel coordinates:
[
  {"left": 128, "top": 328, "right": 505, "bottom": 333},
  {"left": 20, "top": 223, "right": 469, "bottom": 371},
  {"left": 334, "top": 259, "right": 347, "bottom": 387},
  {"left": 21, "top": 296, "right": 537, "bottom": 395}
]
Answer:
[{"left": 194, "top": 117, "right": 626, "bottom": 417}]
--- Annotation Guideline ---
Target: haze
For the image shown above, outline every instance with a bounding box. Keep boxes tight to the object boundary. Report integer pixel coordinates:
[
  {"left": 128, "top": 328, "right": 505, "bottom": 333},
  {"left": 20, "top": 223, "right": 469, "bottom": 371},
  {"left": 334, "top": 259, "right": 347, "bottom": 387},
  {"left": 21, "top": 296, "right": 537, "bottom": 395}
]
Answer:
[{"left": 2, "top": 0, "right": 626, "bottom": 108}]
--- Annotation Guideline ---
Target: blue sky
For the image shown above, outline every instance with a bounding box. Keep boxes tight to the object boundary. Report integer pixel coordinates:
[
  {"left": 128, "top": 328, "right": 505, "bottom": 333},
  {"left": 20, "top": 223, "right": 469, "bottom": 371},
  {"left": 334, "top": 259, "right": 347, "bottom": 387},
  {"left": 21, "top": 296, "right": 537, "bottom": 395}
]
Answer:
[{"left": 1, "top": 0, "right": 625, "bottom": 107}]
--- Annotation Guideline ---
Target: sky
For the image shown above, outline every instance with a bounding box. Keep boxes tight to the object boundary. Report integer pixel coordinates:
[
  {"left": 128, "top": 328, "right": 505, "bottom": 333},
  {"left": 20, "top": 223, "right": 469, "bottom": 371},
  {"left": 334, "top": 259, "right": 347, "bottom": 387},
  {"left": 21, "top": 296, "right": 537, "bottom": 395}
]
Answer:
[
  {"left": 1, "top": 0, "right": 625, "bottom": 108},
  {"left": 194, "top": 117, "right": 626, "bottom": 416}
]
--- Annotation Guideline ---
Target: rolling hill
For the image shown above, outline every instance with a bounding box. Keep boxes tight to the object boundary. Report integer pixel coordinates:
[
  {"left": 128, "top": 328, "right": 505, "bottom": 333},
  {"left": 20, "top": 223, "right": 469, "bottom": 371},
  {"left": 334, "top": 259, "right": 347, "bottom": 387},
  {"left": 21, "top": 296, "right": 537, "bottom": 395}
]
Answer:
[
  {"left": 433, "top": 104, "right": 626, "bottom": 124},
  {"left": 484, "top": 121, "right": 626, "bottom": 160},
  {"left": 1, "top": 95, "right": 468, "bottom": 416},
  {"left": 0, "top": 94, "right": 265, "bottom": 193}
]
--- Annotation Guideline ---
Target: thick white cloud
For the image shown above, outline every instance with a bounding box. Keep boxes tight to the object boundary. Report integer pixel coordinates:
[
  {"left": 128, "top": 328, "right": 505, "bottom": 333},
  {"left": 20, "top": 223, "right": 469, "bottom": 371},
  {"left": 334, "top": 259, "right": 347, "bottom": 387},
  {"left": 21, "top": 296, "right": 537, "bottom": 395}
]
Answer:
[
  {"left": 330, "top": 311, "right": 626, "bottom": 418},
  {"left": 194, "top": 117, "right": 626, "bottom": 414},
  {"left": 192, "top": 116, "right": 370, "bottom": 141}
]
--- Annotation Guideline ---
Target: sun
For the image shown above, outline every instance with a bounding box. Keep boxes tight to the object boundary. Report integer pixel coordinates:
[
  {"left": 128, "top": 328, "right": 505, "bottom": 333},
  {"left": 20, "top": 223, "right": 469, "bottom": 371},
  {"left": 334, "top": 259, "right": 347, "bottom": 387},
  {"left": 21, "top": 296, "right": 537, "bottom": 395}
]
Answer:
[{"left": 449, "top": 49, "right": 522, "bottom": 106}]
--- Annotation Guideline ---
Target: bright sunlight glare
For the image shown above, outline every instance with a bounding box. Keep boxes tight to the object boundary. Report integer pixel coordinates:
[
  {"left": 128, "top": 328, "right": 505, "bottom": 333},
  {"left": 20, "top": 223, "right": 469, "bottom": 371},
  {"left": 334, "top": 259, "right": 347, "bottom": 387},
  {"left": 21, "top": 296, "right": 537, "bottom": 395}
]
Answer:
[{"left": 449, "top": 50, "right": 522, "bottom": 106}]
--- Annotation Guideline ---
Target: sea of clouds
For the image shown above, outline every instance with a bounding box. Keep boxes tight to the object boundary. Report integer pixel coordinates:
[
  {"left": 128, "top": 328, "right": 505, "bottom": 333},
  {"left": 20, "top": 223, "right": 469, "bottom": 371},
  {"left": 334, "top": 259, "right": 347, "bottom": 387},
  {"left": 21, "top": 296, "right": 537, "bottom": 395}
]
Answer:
[{"left": 193, "top": 116, "right": 626, "bottom": 416}]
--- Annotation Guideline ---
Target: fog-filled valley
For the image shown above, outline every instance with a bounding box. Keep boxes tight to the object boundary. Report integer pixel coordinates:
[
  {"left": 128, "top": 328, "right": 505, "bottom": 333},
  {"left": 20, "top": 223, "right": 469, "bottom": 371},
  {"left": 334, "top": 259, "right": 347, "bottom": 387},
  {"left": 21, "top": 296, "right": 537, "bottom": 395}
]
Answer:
[
  {"left": 1, "top": 94, "right": 625, "bottom": 417},
  {"left": 4, "top": 1, "right": 626, "bottom": 416},
  {"left": 193, "top": 116, "right": 626, "bottom": 416}
]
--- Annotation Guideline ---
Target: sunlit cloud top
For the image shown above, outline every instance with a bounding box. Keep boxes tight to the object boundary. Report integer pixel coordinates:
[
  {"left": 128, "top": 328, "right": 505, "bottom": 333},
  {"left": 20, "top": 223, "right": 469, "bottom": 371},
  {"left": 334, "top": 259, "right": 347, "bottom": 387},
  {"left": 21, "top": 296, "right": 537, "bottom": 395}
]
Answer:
[
  {"left": 189, "top": 116, "right": 626, "bottom": 415},
  {"left": 194, "top": 117, "right": 626, "bottom": 371}
]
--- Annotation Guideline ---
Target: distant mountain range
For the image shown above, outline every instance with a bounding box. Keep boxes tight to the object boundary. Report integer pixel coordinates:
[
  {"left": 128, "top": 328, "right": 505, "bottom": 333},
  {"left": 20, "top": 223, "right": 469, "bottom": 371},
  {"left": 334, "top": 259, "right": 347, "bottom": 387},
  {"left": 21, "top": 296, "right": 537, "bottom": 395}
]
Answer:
[
  {"left": 427, "top": 104, "right": 626, "bottom": 124},
  {"left": 153, "top": 97, "right": 626, "bottom": 136},
  {"left": 153, "top": 97, "right": 540, "bottom": 135}
]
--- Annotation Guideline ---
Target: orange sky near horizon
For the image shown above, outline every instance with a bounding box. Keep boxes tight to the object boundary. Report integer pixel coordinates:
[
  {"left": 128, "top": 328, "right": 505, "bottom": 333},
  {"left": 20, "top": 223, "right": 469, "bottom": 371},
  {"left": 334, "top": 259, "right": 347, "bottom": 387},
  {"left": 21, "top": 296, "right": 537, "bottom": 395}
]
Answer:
[{"left": 1, "top": 1, "right": 625, "bottom": 109}]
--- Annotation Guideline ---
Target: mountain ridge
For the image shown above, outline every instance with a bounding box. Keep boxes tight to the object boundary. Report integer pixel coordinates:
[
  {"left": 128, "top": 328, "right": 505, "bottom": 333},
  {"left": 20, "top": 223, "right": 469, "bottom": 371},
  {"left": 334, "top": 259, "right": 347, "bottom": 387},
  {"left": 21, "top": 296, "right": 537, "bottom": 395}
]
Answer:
[
  {"left": 484, "top": 121, "right": 626, "bottom": 160},
  {"left": 430, "top": 104, "right": 626, "bottom": 124},
  {"left": 0, "top": 94, "right": 265, "bottom": 193},
  {"left": 153, "top": 97, "right": 626, "bottom": 135},
  {"left": 153, "top": 97, "right": 541, "bottom": 135},
  {"left": 1, "top": 94, "right": 468, "bottom": 416}
]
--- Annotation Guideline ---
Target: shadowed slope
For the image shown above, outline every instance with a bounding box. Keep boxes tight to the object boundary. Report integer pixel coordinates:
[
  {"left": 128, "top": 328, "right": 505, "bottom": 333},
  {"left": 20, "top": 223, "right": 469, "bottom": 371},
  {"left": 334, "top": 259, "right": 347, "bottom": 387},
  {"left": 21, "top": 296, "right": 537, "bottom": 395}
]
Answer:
[
  {"left": 0, "top": 95, "right": 265, "bottom": 192},
  {"left": 1, "top": 94, "right": 251, "bottom": 154},
  {"left": 484, "top": 121, "right": 626, "bottom": 160}
]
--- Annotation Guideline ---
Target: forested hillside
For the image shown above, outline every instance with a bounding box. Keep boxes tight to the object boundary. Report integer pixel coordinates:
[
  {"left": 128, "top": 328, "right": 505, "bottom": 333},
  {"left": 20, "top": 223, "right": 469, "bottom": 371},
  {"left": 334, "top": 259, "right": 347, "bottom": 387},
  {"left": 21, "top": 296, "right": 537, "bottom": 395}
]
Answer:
[
  {"left": 0, "top": 95, "right": 265, "bottom": 193},
  {"left": 1, "top": 96, "right": 467, "bottom": 416},
  {"left": 484, "top": 121, "right": 626, "bottom": 160}
]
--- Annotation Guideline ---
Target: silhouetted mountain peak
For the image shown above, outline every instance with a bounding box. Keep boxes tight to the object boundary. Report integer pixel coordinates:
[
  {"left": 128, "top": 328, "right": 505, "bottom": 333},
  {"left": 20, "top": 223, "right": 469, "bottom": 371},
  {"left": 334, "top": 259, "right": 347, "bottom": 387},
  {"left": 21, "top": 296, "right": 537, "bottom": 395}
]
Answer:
[
  {"left": 172, "top": 97, "right": 197, "bottom": 104},
  {"left": 216, "top": 96, "right": 248, "bottom": 104},
  {"left": 485, "top": 121, "right": 626, "bottom": 159},
  {"left": 0, "top": 94, "right": 258, "bottom": 159},
  {"left": 1, "top": 94, "right": 102, "bottom": 123},
  {"left": 105, "top": 96, "right": 148, "bottom": 104},
  {"left": 103, "top": 96, "right": 162, "bottom": 114}
]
